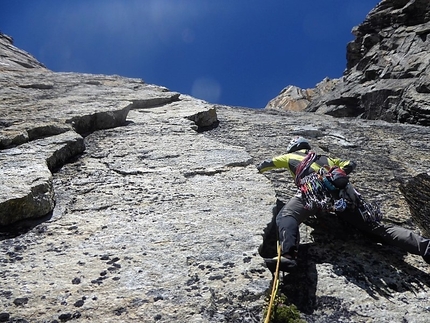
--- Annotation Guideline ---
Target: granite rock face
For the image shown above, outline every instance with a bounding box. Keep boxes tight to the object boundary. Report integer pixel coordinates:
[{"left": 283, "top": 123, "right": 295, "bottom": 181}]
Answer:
[
  {"left": 0, "top": 68, "right": 188, "bottom": 226},
  {"left": 0, "top": 33, "right": 273, "bottom": 323},
  {"left": 2, "top": 19, "right": 430, "bottom": 323},
  {"left": 268, "top": 0, "right": 430, "bottom": 126}
]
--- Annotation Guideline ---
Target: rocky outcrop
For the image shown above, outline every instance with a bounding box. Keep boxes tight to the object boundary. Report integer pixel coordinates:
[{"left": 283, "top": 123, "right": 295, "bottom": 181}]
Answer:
[
  {"left": 268, "top": 0, "right": 430, "bottom": 126},
  {"left": 265, "top": 78, "right": 338, "bottom": 112},
  {"left": 0, "top": 33, "right": 46, "bottom": 69},
  {"left": 0, "top": 131, "right": 84, "bottom": 225},
  {"left": 266, "top": 85, "right": 315, "bottom": 112}
]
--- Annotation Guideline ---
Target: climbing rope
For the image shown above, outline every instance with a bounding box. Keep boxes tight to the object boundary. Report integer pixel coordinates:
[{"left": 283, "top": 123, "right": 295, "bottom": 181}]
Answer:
[
  {"left": 294, "top": 151, "right": 317, "bottom": 186},
  {"left": 264, "top": 242, "right": 281, "bottom": 323}
]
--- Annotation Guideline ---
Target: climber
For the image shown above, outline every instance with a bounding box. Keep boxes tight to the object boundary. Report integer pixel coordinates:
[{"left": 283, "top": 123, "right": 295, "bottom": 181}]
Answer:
[{"left": 257, "top": 136, "right": 430, "bottom": 271}]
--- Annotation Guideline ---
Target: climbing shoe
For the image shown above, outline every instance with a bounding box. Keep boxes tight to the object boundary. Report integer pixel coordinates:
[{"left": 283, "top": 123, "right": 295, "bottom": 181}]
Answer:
[
  {"left": 258, "top": 242, "right": 277, "bottom": 259},
  {"left": 264, "top": 254, "right": 297, "bottom": 273},
  {"left": 278, "top": 255, "right": 297, "bottom": 271}
]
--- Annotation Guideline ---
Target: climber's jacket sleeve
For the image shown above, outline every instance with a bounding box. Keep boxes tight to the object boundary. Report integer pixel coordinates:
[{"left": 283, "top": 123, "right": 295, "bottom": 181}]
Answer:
[
  {"left": 256, "top": 160, "right": 276, "bottom": 173},
  {"left": 257, "top": 149, "right": 356, "bottom": 176},
  {"left": 257, "top": 152, "right": 303, "bottom": 177}
]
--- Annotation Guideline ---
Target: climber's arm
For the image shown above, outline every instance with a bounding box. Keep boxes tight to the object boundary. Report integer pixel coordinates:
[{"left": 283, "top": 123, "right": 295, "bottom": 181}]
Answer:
[{"left": 257, "top": 154, "right": 293, "bottom": 174}]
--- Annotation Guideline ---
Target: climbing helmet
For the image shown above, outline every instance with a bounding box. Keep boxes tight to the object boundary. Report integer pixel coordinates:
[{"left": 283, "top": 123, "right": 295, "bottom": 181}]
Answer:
[{"left": 287, "top": 136, "right": 311, "bottom": 153}]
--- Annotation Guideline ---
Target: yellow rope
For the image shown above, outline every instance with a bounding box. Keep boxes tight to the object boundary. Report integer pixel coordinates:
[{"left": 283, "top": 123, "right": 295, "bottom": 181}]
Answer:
[{"left": 264, "top": 242, "right": 281, "bottom": 323}]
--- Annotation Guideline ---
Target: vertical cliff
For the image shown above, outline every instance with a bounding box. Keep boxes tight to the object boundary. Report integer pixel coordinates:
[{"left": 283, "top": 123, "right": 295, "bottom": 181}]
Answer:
[{"left": 267, "top": 0, "right": 430, "bottom": 126}]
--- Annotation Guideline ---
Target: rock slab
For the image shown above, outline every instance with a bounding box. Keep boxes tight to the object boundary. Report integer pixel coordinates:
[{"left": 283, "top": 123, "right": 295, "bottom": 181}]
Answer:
[{"left": 0, "top": 32, "right": 274, "bottom": 323}]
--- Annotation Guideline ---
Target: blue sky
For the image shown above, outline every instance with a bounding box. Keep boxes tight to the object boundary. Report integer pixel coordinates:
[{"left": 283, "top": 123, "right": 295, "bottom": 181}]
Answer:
[{"left": 1, "top": 0, "right": 380, "bottom": 108}]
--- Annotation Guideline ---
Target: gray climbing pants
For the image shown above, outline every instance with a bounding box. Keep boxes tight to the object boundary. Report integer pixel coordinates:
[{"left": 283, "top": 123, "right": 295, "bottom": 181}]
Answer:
[{"left": 277, "top": 195, "right": 430, "bottom": 259}]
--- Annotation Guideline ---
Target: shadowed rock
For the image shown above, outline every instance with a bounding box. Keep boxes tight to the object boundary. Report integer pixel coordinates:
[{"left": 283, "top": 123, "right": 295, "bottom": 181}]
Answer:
[{"left": 400, "top": 173, "right": 430, "bottom": 237}]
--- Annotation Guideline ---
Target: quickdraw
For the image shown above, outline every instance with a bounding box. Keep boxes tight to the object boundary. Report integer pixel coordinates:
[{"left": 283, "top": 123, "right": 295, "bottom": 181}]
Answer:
[{"left": 297, "top": 172, "right": 336, "bottom": 210}]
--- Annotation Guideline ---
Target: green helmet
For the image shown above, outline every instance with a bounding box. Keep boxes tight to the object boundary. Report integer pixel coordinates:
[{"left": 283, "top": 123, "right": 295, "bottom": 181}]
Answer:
[{"left": 287, "top": 136, "right": 311, "bottom": 153}]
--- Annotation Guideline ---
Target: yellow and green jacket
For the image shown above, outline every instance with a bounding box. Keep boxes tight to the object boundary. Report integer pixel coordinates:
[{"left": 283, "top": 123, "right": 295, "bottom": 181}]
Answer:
[{"left": 257, "top": 149, "right": 356, "bottom": 177}]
